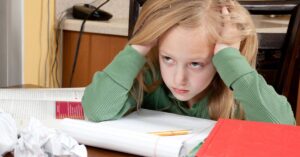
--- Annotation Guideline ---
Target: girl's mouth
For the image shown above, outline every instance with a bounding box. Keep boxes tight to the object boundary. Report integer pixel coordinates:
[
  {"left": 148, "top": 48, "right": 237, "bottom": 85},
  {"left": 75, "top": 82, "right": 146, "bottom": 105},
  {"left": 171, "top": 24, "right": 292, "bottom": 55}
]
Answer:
[{"left": 172, "top": 88, "right": 189, "bottom": 94}]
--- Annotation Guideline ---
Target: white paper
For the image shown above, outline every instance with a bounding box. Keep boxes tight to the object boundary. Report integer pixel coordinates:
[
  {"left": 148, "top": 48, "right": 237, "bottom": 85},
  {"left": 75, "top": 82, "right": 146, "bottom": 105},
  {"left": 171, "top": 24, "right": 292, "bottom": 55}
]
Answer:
[{"left": 60, "top": 109, "right": 216, "bottom": 157}]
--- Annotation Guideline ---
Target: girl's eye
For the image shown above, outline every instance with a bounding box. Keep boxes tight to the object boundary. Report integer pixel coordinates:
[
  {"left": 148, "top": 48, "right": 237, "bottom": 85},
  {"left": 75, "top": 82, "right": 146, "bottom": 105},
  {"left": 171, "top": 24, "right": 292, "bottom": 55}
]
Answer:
[
  {"left": 189, "top": 62, "right": 204, "bottom": 69},
  {"left": 162, "top": 56, "right": 174, "bottom": 64}
]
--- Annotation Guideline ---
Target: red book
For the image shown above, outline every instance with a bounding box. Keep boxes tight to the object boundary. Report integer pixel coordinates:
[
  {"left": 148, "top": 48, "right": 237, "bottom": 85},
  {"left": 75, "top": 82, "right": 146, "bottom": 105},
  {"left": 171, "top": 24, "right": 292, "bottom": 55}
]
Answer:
[
  {"left": 56, "top": 101, "right": 84, "bottom": 120},
  {"left": 197, "top": 119, "right": 300, "bottom": 157}
]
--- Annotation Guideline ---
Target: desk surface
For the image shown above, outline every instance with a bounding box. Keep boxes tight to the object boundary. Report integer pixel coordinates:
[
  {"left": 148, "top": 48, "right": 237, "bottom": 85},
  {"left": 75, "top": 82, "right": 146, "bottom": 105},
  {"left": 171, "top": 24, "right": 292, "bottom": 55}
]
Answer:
[
  {"left": 87, "top": 146, "right": 137, "bottom": 157},
  {"left": 4, "top": 146, "right": 138, "bottom": 157}
]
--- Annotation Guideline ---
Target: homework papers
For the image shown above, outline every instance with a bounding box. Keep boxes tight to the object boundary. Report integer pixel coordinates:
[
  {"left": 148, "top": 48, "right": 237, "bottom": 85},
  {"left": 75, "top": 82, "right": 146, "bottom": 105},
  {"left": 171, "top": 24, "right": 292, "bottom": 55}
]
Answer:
[
  {"left": 0, "top": 88, "right": 85, "bottom": 129},
  {"left": 60, "top": 109, "right": 216, "bottom": 157}
]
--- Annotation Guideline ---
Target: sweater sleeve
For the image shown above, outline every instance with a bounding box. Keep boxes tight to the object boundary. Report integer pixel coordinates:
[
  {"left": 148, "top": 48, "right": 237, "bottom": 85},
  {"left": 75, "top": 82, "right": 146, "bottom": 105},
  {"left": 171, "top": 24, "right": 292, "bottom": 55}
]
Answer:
[
  {"left": 213, "top": 47, "right": 295, "bottom": 125},
  {"left": 82, "top": 45, "right": 146, "bottom": 122}
]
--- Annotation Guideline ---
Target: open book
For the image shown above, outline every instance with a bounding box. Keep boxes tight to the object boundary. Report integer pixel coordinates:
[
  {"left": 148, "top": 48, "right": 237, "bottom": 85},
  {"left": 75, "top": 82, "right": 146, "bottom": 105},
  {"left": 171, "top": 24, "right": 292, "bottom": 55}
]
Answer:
[{"left": 60, "top": 109, "right": 216, "bottom": 157}]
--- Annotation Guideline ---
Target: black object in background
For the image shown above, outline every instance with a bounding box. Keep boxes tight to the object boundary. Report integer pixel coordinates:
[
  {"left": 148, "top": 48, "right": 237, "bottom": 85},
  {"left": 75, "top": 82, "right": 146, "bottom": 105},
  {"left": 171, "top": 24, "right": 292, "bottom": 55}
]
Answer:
[{"left": 73, "top": 3, "right": 112, "bottom": 21}]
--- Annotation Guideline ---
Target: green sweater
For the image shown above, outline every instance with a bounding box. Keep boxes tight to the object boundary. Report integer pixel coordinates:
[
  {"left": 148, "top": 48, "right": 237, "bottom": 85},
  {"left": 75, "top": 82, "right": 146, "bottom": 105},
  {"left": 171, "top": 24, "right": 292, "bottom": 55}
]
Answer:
[{"left": 82, "top": 45, "right": 295, "bottom": 125}]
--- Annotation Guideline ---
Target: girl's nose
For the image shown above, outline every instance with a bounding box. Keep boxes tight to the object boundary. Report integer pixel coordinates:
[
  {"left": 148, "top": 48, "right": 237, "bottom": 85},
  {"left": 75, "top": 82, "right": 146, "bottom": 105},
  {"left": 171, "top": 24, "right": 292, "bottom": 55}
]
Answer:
[{"left": 173, "top": 67, "right": 187, "bottom": 86}]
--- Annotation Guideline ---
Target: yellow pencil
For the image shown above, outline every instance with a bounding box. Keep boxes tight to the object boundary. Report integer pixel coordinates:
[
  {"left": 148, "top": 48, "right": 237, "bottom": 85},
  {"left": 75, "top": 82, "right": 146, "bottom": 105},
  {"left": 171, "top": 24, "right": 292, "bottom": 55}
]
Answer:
[{"left": 149, "top": 129, "right": 190, "bottom": 136}]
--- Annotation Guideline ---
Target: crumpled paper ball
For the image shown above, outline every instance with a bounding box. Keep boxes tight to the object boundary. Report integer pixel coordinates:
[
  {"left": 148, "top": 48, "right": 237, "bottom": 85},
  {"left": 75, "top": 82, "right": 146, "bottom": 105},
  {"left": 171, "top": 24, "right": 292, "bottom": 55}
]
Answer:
[
  {"left": 14, "top": 118, "right": 87, "bottom": 157},
  {"left": 0, "top": 110, "right": 18, "bottom": 156}
]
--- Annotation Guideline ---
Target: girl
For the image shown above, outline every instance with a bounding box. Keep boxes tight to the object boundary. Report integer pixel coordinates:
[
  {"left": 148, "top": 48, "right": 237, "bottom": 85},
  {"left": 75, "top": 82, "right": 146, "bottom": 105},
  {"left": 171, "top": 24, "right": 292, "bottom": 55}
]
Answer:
[{"left": 82, "top": 0, "right": 295, "bottom": 124}]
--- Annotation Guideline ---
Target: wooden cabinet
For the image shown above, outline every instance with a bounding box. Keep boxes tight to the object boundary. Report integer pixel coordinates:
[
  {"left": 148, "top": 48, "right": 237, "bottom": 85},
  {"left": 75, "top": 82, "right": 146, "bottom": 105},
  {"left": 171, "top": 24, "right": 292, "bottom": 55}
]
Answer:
[{"left": 63, "top": 31, "right": 128, "bottom": 87}]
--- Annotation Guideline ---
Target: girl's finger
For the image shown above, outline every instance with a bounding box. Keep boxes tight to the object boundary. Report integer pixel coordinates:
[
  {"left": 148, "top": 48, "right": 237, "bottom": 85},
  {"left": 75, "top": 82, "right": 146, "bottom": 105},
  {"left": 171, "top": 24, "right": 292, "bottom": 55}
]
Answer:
[
  {"left": 222, "top": 6, "right": 230, "bottom": 24},
  {"left": 222, "top": 6, "right": 229, "bottom": 15}
]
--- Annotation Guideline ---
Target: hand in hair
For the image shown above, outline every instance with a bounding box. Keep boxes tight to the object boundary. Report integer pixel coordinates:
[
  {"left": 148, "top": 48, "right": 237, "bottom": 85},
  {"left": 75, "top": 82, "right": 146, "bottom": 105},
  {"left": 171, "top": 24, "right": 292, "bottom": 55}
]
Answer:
[
  {"left": 214, "top": 6, "right": 241, "bottom": 54},
  {"left": 131, "top": 40, "right": 157, "bottom": 56}
]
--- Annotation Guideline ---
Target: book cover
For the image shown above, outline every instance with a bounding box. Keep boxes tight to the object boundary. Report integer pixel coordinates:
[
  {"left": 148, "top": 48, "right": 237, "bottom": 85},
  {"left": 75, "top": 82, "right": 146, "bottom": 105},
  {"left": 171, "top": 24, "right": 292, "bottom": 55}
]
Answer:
[
  {"left": 56, "top": 101, "right": 84, "bottom": 120},
  {"left": 196, "top": 119, "right": 300, "bottom": 157}
]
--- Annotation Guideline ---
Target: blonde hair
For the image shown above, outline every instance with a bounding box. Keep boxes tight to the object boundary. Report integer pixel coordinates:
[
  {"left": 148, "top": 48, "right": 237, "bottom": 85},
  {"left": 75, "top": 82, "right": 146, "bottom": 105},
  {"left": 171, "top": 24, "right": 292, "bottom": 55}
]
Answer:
[{"left": 128, "top": 0, "right": 258, "bottom": 120}]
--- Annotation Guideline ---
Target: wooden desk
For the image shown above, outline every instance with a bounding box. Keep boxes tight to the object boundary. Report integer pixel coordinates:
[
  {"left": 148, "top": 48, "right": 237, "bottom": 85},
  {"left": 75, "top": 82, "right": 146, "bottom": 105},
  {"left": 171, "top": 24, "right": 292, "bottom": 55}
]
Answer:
[
  {"left": 4, "top": 146, "right": 137, "bottom": 157},
  {"left": 87, "top": 146, "right": 137, "bottom": 157}
]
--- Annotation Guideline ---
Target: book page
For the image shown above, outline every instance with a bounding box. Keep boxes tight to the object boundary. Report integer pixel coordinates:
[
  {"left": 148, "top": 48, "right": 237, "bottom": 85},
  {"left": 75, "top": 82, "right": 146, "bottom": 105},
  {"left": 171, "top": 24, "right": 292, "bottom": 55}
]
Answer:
[
  {"left": 0, "top": 88, "right": 84, "bottom": 101},
  {"left": 60, "top": 109, "right": 216, "bottom": 157}
]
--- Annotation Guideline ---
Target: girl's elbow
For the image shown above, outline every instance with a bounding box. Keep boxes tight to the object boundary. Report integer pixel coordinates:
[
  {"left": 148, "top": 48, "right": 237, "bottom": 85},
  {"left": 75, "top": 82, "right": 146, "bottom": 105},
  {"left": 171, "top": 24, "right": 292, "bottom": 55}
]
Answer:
[
  {"left": 81, "top": 96, "right": 103, "bottom": 122},
  {"left": 82, "top": 104, "right": 113, "bottom": 122},
  {"left": 82, "top": 98, "right": 123, "bottom": 122}
]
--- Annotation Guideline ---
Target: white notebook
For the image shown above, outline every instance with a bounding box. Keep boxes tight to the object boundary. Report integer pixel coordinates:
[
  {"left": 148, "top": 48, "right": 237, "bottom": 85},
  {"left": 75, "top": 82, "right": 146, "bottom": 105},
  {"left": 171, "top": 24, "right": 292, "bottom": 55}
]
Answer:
[{"left": 60, "top": 109, "right": 216, "bottom": 157}]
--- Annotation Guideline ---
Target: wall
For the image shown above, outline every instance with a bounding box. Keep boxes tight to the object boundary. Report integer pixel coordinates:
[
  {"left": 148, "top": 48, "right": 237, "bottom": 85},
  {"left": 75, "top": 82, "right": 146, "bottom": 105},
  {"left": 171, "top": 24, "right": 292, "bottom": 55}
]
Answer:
[
  {"left": 0, "top": 0, "right": 22, "bottom": 87},
  {"left": 0, "top": 0, "right": 7, "bottom": 87},
  {"left": 24, "top": 0, "right": 57, "bottom": 87},
  {"left": 24, "top": 0, "right": 129, "bottom": 87}
]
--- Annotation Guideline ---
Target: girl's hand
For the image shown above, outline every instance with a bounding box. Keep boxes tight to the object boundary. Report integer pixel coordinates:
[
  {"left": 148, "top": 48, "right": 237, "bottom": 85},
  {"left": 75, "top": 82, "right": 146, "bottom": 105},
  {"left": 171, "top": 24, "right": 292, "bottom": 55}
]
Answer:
[
  {"left": 131, "top": 40, "right": 157, "bottom": 56},
  {"left": 214, "top": 6, "right": 241, "bottom": 54}
]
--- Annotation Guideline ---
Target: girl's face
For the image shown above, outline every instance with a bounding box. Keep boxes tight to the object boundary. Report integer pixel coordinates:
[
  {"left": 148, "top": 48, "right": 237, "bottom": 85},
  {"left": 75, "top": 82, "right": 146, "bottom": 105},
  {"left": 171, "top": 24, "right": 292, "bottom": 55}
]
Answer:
[{"left": 159, "top": 26, "right": 216, "bottom": 107}]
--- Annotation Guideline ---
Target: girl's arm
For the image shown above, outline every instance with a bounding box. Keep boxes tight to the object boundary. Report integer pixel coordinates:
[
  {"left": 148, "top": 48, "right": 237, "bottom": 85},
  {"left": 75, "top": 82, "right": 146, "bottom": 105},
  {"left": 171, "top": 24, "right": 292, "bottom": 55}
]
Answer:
[
  {"left": 213, "top": 47, "right": 295, "bottom": 125},
  {"left": 214, "top": 7, "right": 295, "bottom": 125},
  {"left": 82, "top": 45, "right": 150, "bottom": 122}
]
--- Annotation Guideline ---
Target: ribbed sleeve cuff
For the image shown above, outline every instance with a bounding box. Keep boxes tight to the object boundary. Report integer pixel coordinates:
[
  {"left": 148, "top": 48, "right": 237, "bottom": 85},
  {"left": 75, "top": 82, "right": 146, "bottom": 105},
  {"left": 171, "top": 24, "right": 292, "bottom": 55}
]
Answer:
[
  {"left": 104, "top": 45, "right": 146, "bottom": 89},
  {"left": 212, "top": 47, "right": 254, "bottom": 88}
]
